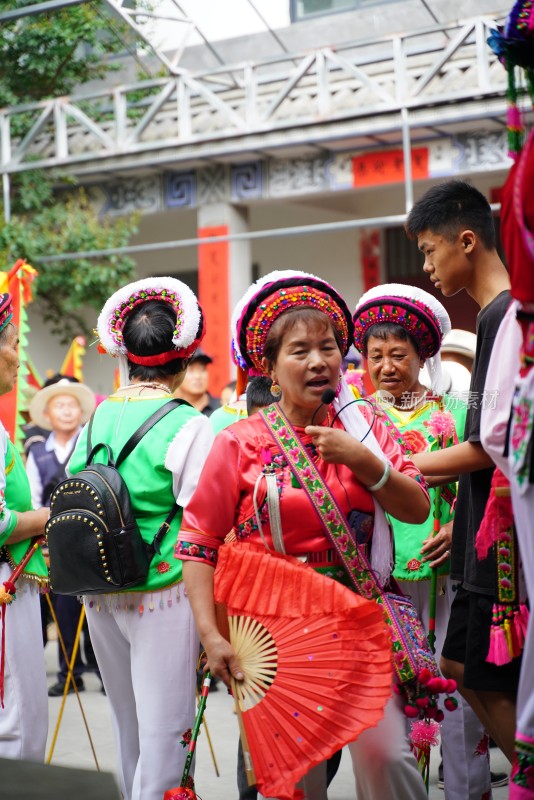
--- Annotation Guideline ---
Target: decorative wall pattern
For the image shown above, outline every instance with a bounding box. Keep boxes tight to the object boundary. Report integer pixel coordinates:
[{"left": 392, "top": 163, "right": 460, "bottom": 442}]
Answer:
[
  {"left": 165, "top": 171, "right": 196, "bottom": 208},
  {"left": 230, "top": 162, "right": 264, "bottom": 201},
  {"left": 89, "top": 131, "right": 512, "bottom": 217}
]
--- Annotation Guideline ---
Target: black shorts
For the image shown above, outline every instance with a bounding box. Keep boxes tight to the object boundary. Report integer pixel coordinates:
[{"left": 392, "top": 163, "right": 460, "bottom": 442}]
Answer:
[{"left": 441, "top": 585, "right": 522, "bottom": 693}]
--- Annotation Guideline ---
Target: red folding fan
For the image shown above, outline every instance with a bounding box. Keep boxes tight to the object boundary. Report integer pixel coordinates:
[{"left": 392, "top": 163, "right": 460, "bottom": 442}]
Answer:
[{"left": 213, "top": 543, "right": 393, "bottom": 800}]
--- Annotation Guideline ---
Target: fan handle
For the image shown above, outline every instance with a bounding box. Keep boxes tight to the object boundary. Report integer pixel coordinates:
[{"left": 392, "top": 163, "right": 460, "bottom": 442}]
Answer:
[{"left": 231, "top": 674, "right": 257, "bottom": 787}]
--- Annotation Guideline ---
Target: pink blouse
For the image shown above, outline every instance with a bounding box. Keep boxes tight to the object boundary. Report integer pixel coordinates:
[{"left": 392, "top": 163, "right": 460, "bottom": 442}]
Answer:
[{"left": 176, "top": 405, "right": 427, "bottom": 566}]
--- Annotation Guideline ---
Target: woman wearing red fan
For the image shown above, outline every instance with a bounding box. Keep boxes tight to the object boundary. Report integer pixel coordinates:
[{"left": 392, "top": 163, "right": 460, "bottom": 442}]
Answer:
[{"left": 177, "top": 270, "right": 430, "bottom": 800}]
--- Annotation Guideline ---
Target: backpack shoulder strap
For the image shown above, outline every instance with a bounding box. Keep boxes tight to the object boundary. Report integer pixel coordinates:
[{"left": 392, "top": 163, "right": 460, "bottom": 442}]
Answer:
[
  {"left": 86, "top": 411, "right": 96, "bottom": 461},
  {"left": 115, "top": 398, "right": 189, "bottom": 468}
]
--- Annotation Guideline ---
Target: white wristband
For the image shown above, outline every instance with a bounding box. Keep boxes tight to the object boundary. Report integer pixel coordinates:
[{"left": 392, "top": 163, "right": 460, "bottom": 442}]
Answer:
[{"left": 367, "top": 461, "right": 391, "bottom": 492}]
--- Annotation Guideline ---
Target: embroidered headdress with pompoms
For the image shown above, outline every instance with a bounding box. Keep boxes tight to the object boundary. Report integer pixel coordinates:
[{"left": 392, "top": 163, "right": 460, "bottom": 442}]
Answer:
[
  {"left": 0, "top": 294, "right": 13, "bottom": 335},
  {"left": 97, "top": 277, "right": 205, "bottom": 386},
  {"left": 352, "top": 283, "right": 451, "bottom": 396},
  {"left": 488, "top": 0, "right": 534, "bottom": 158},
  {"left": 231, "top": 269, "right": 353, "bottom": 384}
]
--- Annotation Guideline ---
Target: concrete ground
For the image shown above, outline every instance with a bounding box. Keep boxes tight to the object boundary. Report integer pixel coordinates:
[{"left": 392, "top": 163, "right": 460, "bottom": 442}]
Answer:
[{"left": 44, "top": 642, "right": 511, "bottom": 799}]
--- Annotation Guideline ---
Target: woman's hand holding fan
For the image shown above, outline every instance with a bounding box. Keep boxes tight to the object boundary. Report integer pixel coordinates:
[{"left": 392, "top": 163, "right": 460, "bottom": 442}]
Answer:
[{"left": 201, "top": 629, "right": 243, "bottom": 687}]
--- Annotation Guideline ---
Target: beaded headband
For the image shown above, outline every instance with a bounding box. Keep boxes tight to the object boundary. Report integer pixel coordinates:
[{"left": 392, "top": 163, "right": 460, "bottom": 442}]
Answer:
[
  {"left": 0, "top": 294, "right": 13, "bottom": 335},
  {"left": 98, "top": 277, "right": 204, "bottom": 363},
  {"left": 233, "top": 270, "right": 353, "bottom": 374},
  {"left": 353, "top": 284, "right": 450, "bottom": 359}
]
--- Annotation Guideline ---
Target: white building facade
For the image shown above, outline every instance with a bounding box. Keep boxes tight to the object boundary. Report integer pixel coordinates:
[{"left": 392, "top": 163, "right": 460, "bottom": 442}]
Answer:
[{"left": 1, "top": 0, "right": 525, "bottom": 393}]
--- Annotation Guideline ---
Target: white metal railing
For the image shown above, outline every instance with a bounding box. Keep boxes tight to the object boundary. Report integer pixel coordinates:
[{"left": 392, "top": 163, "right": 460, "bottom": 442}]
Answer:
[{"left": 0, "top": 14, "right": 511, "bottom": 178}]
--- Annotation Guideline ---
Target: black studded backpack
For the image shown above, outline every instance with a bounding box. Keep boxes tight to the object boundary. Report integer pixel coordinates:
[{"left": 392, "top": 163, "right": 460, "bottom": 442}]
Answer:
[{"left": 47, "top": 399, "right": 187, "bottom": 596}]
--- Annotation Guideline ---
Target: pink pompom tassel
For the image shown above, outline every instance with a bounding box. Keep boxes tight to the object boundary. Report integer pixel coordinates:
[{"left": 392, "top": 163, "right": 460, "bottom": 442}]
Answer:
[
  {"left": 410, "top": 719, "right": 440, "bottom": 751},
  {"left": 508, "top": 618, "right": 522, "bottom": 659},
  {"left": 507, "top": 105, "right": 523, "bottom": 131},
  {"left": 487, "top": 625, "right": 512, "bottom": 665}
]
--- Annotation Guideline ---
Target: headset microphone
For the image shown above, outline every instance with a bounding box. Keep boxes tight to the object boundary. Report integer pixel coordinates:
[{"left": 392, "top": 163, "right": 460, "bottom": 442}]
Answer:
[
  {"left": 310, "top": 387, "right": 336, "bottom": 426},
  {"left": 309, "top": 387, "right": 376, "bottom": 443},
  {"left": 320, "top": 388, "right": 336, "bottom": 405}
]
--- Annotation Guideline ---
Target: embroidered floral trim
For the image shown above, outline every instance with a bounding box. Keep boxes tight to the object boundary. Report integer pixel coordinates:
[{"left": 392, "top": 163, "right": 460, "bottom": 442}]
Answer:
[
  {"left": 512, "top": 743, "right": 534, "bottom": 790},
  {"left": 175, "top": 541, "right": 218, "bottom": 564},
  {"left": 401, "top": 429, "right": 428, "bottom": 454},
  {"left": 496, "top": 528, "right": 516, "bottom": 603},
  {"left": 510, "top": 395, "right": 533, "bottom": 488},
  {"left": 474, "top": 733, "right": 490, "bottom": 756},
  {"left": 406, "top": 558, "right": 422, "bottom": 572},
  {"left": 180, "top": 728, "right": 193, "bottom": 748}
]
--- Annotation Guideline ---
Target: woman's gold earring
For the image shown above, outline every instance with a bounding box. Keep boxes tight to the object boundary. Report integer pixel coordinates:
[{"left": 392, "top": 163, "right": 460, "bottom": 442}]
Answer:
[{"left": 270, "top": 382, "right": 282, "bottom": 399}]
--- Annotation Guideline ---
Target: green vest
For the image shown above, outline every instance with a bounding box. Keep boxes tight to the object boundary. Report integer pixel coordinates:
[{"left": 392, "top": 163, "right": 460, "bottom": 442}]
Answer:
[
  {"left": 382, "top": 398, "right": 467, "bottom": 582},
  {"left": 69, "top": 396, "right": 201, "bottom": 593},
  {"left": 209, "top": 404, "right": 247, "bottom": 435},
  {"left": 1, "top": 440, "right": 48, "bottom": 583}
]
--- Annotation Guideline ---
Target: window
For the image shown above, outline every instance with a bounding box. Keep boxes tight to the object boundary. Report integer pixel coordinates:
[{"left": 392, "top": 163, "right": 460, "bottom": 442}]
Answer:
[{"left": 290, "top": 0, "right": 395, "bottom": 21}]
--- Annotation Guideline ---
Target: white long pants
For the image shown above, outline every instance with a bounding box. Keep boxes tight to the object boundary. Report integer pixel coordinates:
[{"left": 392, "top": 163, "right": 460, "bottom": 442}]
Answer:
[
  {"left": 85, "top": 584, "right": 199, "bottom": 800},
  {"left": 349, "top": 693, "right": 428, "bottom": 800},
  {"left": 294, "top": 694, "right": 427, "bottom": 800},
  {"left": 299, "top": 695, "right": 428, "bottom": 800},
  {"left": 398, "top": 579, "right": 491, "bottom": 800},
  {"left": 0, "top": 564, "right": 48, "bottom": 761}
]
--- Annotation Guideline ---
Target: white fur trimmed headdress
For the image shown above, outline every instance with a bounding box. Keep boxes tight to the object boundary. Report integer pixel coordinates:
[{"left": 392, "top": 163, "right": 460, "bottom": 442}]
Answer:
[
  {"left": 353, "top": 283, "right": 451, "bottom": 395},
  {"left": 98, "top": 277, "right": 203, "bottom": 357},
  {"left": 98, "top": 277, "right": 204, "bottom": 385}
]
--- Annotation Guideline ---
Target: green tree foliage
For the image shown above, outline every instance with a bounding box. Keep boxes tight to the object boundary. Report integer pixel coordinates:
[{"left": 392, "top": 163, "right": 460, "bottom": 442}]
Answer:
[
  {"left": 0, "top": 173, "right": 139, "bottom": 342},
  {"left": 0, "top": 0, "right": 127, "bottom": 107},
  {"left": 0, "top": 1, "right": 140, "bottom": 340}
]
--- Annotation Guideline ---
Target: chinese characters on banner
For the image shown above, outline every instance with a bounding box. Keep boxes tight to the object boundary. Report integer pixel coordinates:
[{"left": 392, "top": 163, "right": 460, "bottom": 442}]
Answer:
[
  {"left": 352, "top": 148, "right": 429, "bottom": 187},
  {"left": 198, "top": 226, "right": 230, "bottom": 397}
]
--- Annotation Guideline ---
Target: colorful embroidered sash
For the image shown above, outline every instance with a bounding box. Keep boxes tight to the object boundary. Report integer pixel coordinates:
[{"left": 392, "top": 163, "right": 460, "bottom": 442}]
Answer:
[{"left": 260, "top": 403, "right": 439, "bottom": 686}]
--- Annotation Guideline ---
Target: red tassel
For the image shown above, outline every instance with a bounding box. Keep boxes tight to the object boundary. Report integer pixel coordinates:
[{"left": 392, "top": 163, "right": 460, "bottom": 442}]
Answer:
[
  {"left": 487, "top": 625, "right": 512, "bottom": 665},
  {"left": 509, "top": 618, "right": 521, "bottom": 658}
]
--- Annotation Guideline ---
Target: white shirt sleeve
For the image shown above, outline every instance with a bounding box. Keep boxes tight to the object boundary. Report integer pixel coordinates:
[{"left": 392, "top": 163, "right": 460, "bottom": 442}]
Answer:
[
  {"left": 0, "top": 424, "right": 13, "bottom": 536},
  {"left": 164, "top": 414, "right": 215, "bottom": 507},
  {"left": 25, "top": 451, "right": 44, "bottom": 510},
  {"left": 480, "top": 300, "right": 522, "bottom": 478}
]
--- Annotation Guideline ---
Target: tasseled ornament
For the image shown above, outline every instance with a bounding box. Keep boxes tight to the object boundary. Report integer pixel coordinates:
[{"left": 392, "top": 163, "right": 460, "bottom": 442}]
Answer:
[
  {"left": 508, "top": 104, "right": 523, "bottom": 131},
  {"left": 0, "top": 580, "right": 17, "bottom": 709},
  {"left": 487, "top": 613, "right": 513, "bottom": 665},
  {"left": 508, "top": 614, "right": 522, "bottom": 658},
  {"left": 507, "top": 60, "right": 525, "bottom": 159},
  {"left": 410, "top": 719, "right": 441, "bottom": 791},
  {"left": 0, "top": 580, "right": 16, "bottom": 605},
  {"left": 410, "top": 719, "right": 441, "bottom": 751},
  {"left": 475, "top": 469, "right": 513, "bottom": 560}
]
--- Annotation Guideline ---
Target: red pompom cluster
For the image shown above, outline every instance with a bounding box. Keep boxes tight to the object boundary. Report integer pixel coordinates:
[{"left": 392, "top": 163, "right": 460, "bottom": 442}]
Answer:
[
  {"left": 396, "top": 669, "right": 458, "bottom": 729},
  {"left": 163, "top": 789, "right": 197, "bottom": 800}
]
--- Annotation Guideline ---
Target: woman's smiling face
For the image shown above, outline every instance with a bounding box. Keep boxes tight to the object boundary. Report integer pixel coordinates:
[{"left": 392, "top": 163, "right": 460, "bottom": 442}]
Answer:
[{"left": 366, "top": 333, "right": 423, "bottom": 400}]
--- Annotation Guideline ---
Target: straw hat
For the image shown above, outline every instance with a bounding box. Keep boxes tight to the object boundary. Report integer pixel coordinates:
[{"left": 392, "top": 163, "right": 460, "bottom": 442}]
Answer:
[
  {"left": 29, "top": 378, "right": 96, "bottom": 431},
  {"left": 441, "top": 329, "right": 477, "bottom": 361}
]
